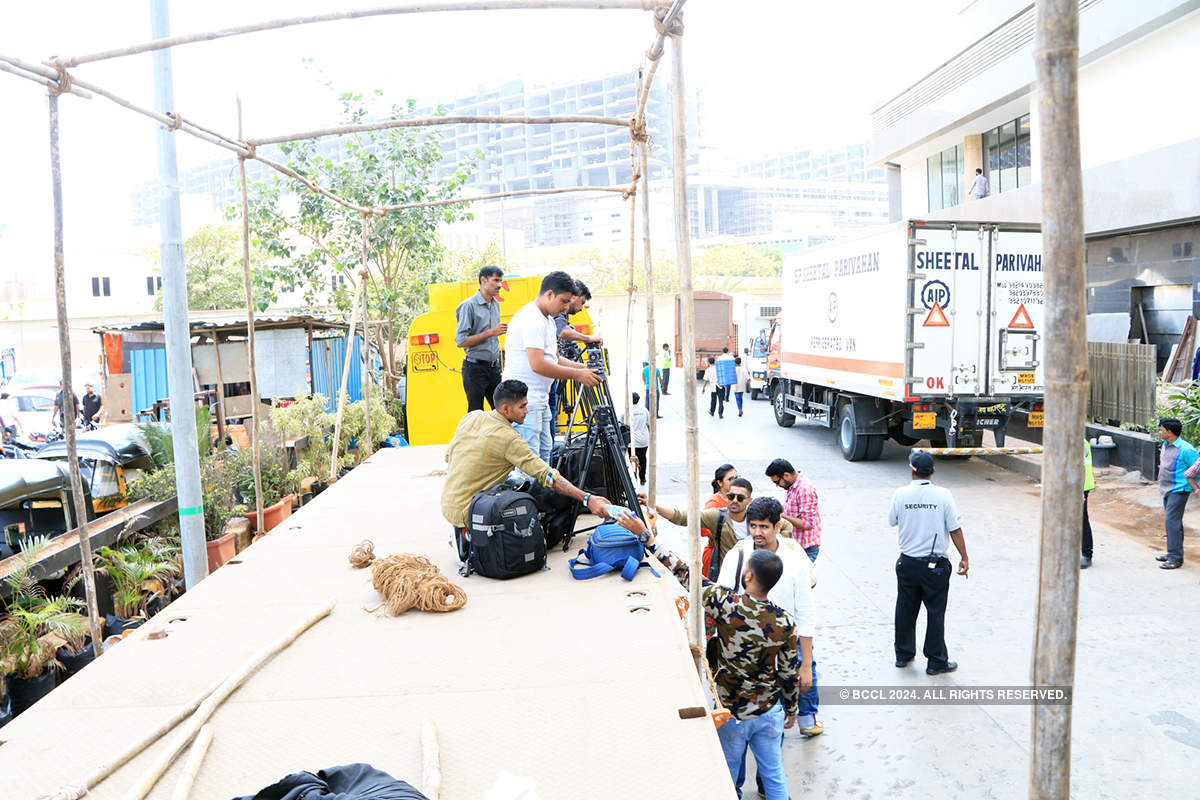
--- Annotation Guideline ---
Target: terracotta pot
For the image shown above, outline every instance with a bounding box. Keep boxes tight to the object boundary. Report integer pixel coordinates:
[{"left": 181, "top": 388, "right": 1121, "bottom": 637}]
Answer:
[
  {"left": 225, "top": 517, "right": 253, "bottom": 552},
  {"left": 206, "top": 530, "right": 237, "bottom": 572},
  {"left": 243, "top": 495, "right": 294, "bottom": 533}
]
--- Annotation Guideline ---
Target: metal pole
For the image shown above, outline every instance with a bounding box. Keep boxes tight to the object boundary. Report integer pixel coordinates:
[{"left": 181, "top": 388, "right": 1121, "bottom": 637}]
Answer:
[
  {"left": 669, "top": 26, "right": 701, "bottom": 655},
  {"left": 639, "top": 133, "right": 657, "bottom": 506},
  {"left": 1030, "top": 1, "right": 1085, "bottom": 797},
  {"left": 625, "top": 189, "right": 637, "bottom": 432},
  {"left": 151, "top": 0, "right": 207, "bottom": 587},
  {"left": 47, "top": 92, "right": 105, "bottom": 656},
  {"left": 236, "top": 100, "right": 265, "bottom": 527}
]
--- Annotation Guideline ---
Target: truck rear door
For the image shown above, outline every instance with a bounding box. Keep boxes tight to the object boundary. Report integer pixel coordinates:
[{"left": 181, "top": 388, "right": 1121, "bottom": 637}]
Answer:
[
  {"left": 908, "top": 223, "right": 989, "bottom": 398},
  {"left": 987, "top": 226, "right": 1044, "bottom": 397}
]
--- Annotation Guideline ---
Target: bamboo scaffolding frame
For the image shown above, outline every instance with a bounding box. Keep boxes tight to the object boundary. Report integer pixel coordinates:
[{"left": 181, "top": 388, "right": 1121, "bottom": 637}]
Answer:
[
  {"left": 330, "top": 276, "right": 367, "bottom": 481},
  {"left": 238, "top": 101, "right": 265, "bottom": 529},
  {"left": 1030, "top": 0, "right": 1085, "bottom": 796},
  {"left": 59, "top": 1, "right": 656, "bottom": 67},
  {"left": 122, "top": 600, "right": 335, "bottom": 800},
  {"left": 249, "top": 114, "right": 629, "bottom": 146},
  {"left": 637, "top": 108, "right": 658, "bottom": 506},
  {"left": 361, "top": 222, "right": 373, "bottom": 458},
  {"left": 46, "top": 91, "right": 105, "bottom": 658},
  {"left": 168, "top": 725, "right": 213, "bottom": 800},
  {"left": 0, "top": 54, "right": 92, "bottom": 98}
]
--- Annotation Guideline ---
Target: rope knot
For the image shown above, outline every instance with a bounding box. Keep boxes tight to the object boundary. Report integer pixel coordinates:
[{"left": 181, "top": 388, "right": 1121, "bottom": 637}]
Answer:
[
  {"left": 166, "top": 112, "right": 183, "bottom": 132},
  {"left": 47, "top": 62, "right": 73, "bottom": 97},
  {"left": 653, "top": 4, "right": 684, "bottom": 39},
  {"left": 629, "top": 117, "right": 649, "bottom": 145}
]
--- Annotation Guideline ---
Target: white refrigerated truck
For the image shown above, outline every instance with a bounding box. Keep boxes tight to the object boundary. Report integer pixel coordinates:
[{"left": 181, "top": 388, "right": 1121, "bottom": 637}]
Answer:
[{"left": 767, "top": 220, "right": 1045, "bottom": 460}]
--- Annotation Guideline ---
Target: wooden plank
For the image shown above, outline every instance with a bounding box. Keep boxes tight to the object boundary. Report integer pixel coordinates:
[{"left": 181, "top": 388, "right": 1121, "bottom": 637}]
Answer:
[{"left": 0, "top": 497, "right": 178, "bottom": 594}]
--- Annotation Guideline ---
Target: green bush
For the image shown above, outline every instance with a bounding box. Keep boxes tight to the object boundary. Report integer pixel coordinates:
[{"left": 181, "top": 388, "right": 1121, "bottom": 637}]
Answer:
[{"left": 1155, "top": 380, "right": 1200, "bottom": 443}]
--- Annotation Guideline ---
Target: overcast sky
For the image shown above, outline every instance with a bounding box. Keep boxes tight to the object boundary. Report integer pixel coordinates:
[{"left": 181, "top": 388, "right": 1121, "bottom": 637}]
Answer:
[{"left": 0, "top": 0, "right": 966, "bottom": 264}]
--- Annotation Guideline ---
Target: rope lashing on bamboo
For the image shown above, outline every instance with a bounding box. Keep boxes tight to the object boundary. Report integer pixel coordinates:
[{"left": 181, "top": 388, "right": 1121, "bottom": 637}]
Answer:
[
  {"left": 166, "top": 111, "right": 183, "bottom": 131},
  {"left": 349, "top": 540, "right": 467, "bottom": 613},
  {"left": 46, "top": 62, "right": 73, "bottom": 96},
  {"left": 646, "top": 3, "right": 684, "bottom": 61}
]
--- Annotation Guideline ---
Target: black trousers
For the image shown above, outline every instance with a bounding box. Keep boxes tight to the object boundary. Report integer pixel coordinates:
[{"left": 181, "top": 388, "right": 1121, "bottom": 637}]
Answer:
[
  {"left": 895, "top": 554, "right": 951, "bottom": 666},
  {"left": 661, "top": 367, "right": 671, "bottom": 394},
  {"left": 627, "top": 445, "right": 648, "bottom": 484},
  {"left": 462, "top": 359, "right": 501, "bottom": 412},
  {"left": 1081, "top": 490, "right": 1093, "bottom": 558},
  {"left": 709, "top": 390, "right": 724, "bottom": 417}
]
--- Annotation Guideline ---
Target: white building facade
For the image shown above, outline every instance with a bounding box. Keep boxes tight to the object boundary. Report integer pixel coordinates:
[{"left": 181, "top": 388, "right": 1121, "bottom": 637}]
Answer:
[{"left": 871, "top": 0, "right": 1200, "bottom": 359}]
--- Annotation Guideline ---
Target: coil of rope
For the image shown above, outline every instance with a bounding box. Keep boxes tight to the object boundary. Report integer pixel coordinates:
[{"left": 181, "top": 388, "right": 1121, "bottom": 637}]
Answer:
[{"left": 349, "top": 539, "right": 467, "bottom": 614}]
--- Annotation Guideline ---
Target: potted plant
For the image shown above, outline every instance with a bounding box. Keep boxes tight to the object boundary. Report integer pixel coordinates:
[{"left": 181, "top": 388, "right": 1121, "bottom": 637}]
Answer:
[
  {"left": 339, "top": 387, "right": 399, "bottom": 464},
  {"left": 200, "top": 455, "right": 240, "bottom": 571},
  {"left": 270, "top": 394, "right": 336, "bottom": 494},
  {"left": 230, "top": 449, "right": 296, "bottom": 533},
  {"left": 94, "top": 543, "right": 181, "bottom": 631},
  {"left": 1, "top": 539, "right": 88, "bottom": 716}
]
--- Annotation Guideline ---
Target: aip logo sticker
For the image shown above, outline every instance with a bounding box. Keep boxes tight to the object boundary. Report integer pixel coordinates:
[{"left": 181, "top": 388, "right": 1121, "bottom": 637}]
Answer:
[{"left": 921, "top": 280, "right": 950, "bottom": 310}]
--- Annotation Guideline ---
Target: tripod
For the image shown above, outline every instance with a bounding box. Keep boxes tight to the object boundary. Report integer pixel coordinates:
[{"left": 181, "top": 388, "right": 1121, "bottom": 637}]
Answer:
[{"left": 558, "top": 345, "right": 646, "bottom": 550}]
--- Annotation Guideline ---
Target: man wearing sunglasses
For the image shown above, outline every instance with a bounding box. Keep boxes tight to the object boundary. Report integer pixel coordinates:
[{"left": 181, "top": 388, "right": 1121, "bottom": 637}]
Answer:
[{"left": 639, "top": 478, "right": 794, "bottom": 582}]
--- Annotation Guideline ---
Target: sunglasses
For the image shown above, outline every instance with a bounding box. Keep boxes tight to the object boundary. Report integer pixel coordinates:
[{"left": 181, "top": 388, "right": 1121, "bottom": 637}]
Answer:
[{"left": 726, "top": 492, "right": 749, "bottom": 502}]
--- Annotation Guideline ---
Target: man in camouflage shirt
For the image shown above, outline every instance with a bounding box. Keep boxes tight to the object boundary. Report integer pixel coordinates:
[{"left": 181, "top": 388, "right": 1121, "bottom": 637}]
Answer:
[{"left": 625, "top": 516, "right": 807, "bottom": 800}]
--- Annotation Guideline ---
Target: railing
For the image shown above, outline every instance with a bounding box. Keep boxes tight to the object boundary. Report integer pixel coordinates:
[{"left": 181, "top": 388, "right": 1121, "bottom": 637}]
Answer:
[{"left": 1087, "top": 341, "right": 1157, "bottom": 427}]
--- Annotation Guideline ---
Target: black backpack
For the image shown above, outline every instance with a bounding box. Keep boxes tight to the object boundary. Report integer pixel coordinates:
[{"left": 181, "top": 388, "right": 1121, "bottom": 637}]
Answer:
[{"left": 461, "top": 485, "right": 546, "bottom": 579}]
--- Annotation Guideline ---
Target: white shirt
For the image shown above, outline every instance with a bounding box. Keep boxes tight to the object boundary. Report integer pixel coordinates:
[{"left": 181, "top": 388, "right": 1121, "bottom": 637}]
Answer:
[
  {"left": 968, "top": 174, "right": 990, "bottom": 198},
  {"left": 502, "top": 300, "right": 558, "bottom": 407},
  {"left": 730, "top": 516, "right": 748, "bottom": 541},
  {"left": 888, "top": 480, "right": 962, "bottom": 558},
  {"left": 630, "top": 403, "right": 649, "bottom": 447},
  {"left": 717, "top": 536, "right": 815, "bottom": 638},
  {"left": 701, "top": 365, "right": 717, "bottom": 394}
]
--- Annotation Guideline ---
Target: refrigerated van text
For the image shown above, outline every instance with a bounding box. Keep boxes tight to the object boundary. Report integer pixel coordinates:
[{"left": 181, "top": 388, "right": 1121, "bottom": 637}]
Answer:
[
  {"left": 794, "top": 251, "right": 880, "bottom": 283},
  {"left": 914, "top": 251, "right": 1043, "bottom": 272}
]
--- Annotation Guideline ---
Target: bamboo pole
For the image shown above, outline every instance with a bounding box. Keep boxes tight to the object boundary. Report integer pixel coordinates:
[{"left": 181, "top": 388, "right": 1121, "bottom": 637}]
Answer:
[
  {"left": 361, "top": 221, "right": 372, "bottom": 458},
  {"left": 210, "top": 334, "right": 227, "bottom": 446},
  {"left": 59, "top": 1, "right": 656, "bottom": 67},
  {"left": 250, "top": 114, "right": 628, "bottom": 146},
  {"left": 668, "top": 17, "right": 701, "bottom": 655},
  {"left": 1030, "top": 0, "right": 1085, "bottom": 797},
  {"left": 46, "top": 91, "right": 105, "bottom": 658},
  {"left": 645, "top": 0, "right": 685, "bottom": 61},
  {"left": 330, "top": 280, "right": 366, "bottom": 481},
  {"left": 368, "top": 185, "right": 628, "bottom": 213},
  {"left": 0, "top": 59, "right": 92, "bottom": 98},
  {"left": 421, "top": 721, "right": 442, "bottom": 800},
  {"left": 238, "top": 100, "right": 265, "bottom": 528},
  {"left": 624, "top": 185, "right": 637, "bottom": 435},
  {"left": 168, "top": 725, "right": 213, "bottom": 800},
  {"left": 39, "top": 680, "right": 225, "bottom": 800},
  {"left": 638, "top": 119, "right": 658, "bottom": 506},
  {"left": 122, "top": 599, "right": 335, "bottom": 800}
]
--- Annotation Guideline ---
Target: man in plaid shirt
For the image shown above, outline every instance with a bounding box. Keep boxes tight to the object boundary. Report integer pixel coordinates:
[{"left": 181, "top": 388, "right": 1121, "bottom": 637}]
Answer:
[{"left": 766, "top": 458, "right": 822, "bottom": 562}]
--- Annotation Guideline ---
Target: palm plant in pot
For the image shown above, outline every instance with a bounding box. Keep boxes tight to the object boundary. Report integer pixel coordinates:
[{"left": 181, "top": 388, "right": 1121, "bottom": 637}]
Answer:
[
  {"left": 94, "top": 542, "right": 181, "bottom": 635},
  {"left": 1, "top": 538, "right": 88, "bottom": 716}
]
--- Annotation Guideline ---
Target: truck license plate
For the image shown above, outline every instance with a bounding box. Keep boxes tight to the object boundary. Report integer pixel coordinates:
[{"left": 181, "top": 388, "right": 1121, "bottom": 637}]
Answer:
[
  {"left": 1028, "top": 411, "right": 1044, "bottom": 428},
  {"left": 913, "top": 412, "right": 936, "bottom": 430},
  {"left": 1017, "top": 372, "right": 1036, "bottom": 385}
]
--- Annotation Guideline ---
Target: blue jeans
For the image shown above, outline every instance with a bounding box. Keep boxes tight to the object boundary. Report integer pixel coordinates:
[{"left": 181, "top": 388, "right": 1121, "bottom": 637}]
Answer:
[
  {"left": 1164, "top": 490, "right": 1189, "bottom": 562},
  {"left": 797, "top": 658, "right": 819, "bottom": 718},
  {"left": 718, "top": 703, "right": 788, "bottom": 800},
  {"left": 514, "top": 404, "right": 553, "bottom": 463},
  {"left": 804, "top": 545, "right": 819, "bottom": 562}
]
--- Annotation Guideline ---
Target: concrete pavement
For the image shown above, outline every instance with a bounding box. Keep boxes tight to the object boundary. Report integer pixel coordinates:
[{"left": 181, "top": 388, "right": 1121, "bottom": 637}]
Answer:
[{"left": 640, "top": 382, "right": 1200, "bottom": 799}]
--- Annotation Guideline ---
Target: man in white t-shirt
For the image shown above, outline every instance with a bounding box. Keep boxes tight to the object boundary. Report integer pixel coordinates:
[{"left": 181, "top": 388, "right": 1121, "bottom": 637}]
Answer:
[{"left": 501, "top": 271, "right": 601, "bottom": 461}]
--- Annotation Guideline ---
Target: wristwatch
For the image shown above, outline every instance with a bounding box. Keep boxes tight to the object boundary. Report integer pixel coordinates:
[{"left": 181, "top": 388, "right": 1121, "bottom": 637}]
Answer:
[{"left": 582, "top": 493, "right": 591, "bottom": 506}]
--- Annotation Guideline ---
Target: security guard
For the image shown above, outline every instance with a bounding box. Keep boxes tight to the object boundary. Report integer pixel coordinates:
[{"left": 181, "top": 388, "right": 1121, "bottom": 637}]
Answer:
[{"left": 888, "top": 451, "right": 969, "bottom": 675}]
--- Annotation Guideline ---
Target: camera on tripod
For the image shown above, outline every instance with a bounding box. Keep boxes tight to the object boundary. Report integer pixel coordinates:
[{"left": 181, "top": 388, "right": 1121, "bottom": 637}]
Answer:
[{"left": 552, "top": 343, "right": 645, "bottom": 549}]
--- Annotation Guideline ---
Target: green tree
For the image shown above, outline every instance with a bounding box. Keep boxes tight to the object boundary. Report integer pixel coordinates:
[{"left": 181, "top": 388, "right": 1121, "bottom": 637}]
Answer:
[
  {"left": 241, "top": 89, "right": 480, "bottom": 392},
  {"left": 151, "top": 224, "right": 261, "bottom": 311},
  {"left": 441, "top": 240, "right": 506, "bottom": 283}
]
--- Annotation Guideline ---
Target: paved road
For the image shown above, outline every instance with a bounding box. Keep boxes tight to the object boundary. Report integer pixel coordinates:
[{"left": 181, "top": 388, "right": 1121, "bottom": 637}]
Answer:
[{"left": 631, "top": 382, "right": 1200, "bottom": 799}]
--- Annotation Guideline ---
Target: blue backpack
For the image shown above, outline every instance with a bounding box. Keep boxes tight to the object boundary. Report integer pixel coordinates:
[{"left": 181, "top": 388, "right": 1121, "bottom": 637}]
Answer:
[{"left": 569, "top": 523, "right": 661, "bottom": 581}]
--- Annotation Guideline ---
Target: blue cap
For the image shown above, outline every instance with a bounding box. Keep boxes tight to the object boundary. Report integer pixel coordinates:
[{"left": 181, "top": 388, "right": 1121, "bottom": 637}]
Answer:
[{"left": 909, "top": 451, "right": 935, "bottom": 476}]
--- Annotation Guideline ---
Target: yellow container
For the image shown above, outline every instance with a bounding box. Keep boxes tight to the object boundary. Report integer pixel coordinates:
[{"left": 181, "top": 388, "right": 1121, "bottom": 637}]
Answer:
[{"left": 405, "top": 276, "right": 596, "bottom": 446}]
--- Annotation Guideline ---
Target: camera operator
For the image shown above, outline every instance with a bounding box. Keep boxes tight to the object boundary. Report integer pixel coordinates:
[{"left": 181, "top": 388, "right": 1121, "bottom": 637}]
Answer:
[
  {"left": 441, "top": 380, "right": 611, "bottom": 537},
  {"left": 501, "top": 272, "right": 600, "bottom": 462}
]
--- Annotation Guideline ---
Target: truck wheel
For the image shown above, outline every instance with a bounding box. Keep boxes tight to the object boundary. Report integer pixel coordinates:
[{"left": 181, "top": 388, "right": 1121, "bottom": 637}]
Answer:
[
  {"left": 772, "top": 383, "right": 795, "bottom": 428},
  {"left": 865, "top": 434, "right": 885, "bottom": 461},
  {"left": 838, "top": 404, "right": 868, "bottom": 461}
]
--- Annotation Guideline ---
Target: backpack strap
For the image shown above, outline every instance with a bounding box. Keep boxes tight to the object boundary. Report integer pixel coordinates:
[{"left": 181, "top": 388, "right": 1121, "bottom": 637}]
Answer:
[
  {"left": 732, "top": 547, "right": 745, "bottom": 593},
  {"left": 569, "top": 550, "right": 617, "bottom": 580},
  {"left": 619, "top": 556, "right": 661, "bottom": 581}
]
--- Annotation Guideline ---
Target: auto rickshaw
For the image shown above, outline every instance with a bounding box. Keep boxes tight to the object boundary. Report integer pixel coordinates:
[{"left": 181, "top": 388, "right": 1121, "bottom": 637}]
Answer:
[{"left": 33, "top": 424, "right": 156, "bottom": 514}]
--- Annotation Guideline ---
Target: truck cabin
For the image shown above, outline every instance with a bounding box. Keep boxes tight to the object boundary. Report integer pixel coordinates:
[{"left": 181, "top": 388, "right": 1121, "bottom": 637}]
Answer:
[
  {"left": 33, "top": 424, "right": 156, "bottom": 514},
  {"left": 0, "top": 460, "right": 94, "bottom": 558}
]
